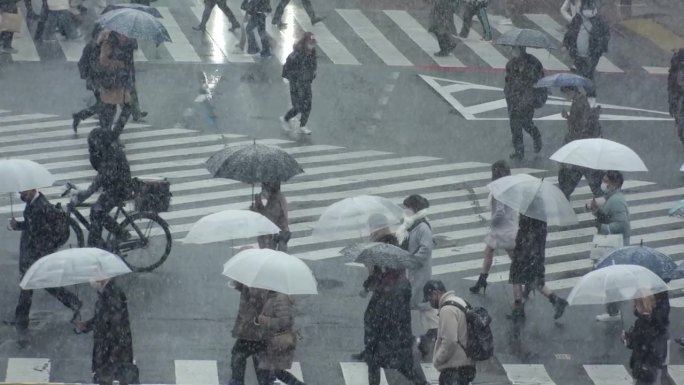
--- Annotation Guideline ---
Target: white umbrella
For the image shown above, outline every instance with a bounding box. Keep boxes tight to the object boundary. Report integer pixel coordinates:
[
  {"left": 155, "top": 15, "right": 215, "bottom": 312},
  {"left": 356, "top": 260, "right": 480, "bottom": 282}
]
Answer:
[
  {"left": 0, "top": 159, "right": 55, "bottom": 216},
  {"left": 20, "top": 248, "right": 133, "bottom": 290},
  {"left": 567, "top": 265, "right": 669, "bottom": 306},
  {"left": 182, "top": 210, "right": 281, "bottom": 244},
  {"left": 487, "top": 174, "right": 578, "bottom": 226},
  {"left": 311, "top": 195, "right": 404, "bottom": 239},
  {"left": 549, "top": 138, "right": 648, "bottom": 172},
  {"left": 222, "top": 248, "right": 317, "bottom": 295}
]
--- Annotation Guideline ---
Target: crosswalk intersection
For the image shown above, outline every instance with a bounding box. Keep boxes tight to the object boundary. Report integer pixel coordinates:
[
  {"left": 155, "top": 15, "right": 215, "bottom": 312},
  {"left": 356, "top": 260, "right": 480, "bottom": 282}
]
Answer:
[
  {"left": 1, "top": 0, "right": 675, "bottom": 74},
  {"left": 1, "top": 108, "right": 684, "bottom": 384}
]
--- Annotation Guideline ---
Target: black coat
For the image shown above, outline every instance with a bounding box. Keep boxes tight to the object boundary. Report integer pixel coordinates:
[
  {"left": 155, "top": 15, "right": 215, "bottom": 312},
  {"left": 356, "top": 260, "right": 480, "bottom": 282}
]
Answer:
[
  {"left": 626, "top": 312, "right": 662, "bottom": 378},
  {"left": 16, "top": 193, "right": 58, "bottom": 274},
  {"left": 282, "top": 48, "right": 317, "bottom": 84},
  {"left": 563, "top": 14, "right": 610, "bottom": 64},
  {"left": 83, "top": 281, "right": 134, "bottom": 373},
  {"left": 510, "top": 215, "right": 548, "bottom": 285},
  {"left": 504, "top": 53, "right": 544, "bottom": 109},
  {"left": 245, "top": 0, "right": 270, "bottom": 14}
]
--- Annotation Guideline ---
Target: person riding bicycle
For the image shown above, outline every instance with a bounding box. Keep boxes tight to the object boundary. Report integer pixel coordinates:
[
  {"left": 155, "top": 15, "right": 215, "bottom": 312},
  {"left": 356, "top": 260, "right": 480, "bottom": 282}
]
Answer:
[{"left": 70, "top": 126, "right": 133, "bottom": 249}]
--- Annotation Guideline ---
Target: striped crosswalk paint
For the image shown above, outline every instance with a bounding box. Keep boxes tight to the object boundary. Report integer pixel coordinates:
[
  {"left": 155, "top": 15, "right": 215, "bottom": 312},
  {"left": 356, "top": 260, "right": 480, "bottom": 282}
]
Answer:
[
  {"left": 174, "top": 360, "right": 219, "bottom": 385},
  {"left": 157, "top": 7, "right": 203, "bottom": 62},
  {"left": 5, "top": 358, "right": 51, "bottom": 383},
  {"left": 583, "top": 365, "right": 633, "bottom": 385},
  {"left": 503, "top": 364, "right": 556, "bottom": 385},
  {"left": 453, "top": 15, "right": 508, "bottom": 69},
  {"left": 337, "top": 9, "right": 412, "bottom": 66},
  {"left": 10, "top": 10, "right": 40, "bottom": 62}
]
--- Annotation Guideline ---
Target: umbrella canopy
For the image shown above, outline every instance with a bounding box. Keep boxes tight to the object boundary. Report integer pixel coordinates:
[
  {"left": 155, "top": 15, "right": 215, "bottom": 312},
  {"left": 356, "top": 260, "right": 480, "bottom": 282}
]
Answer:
[
  {"left": 97, "top": 8, "right": 171, "bottom": 44},
  {"left": 311, "top": 195, "right": 404, "bottom": 239},
  {"left": 341, "top": 242, "right": 420, "bottom": 269},
  {"left": 103, "top": 3, "right": 163, "bottom": 18},
  {"left": 0, "top": 159, "right": 55, "bottom": 193},
  {"left": 487, "top": 174, "right": 577, "bottom": 226},
  {"left": 206, "top": 143, "right": 304, "bottom": 184},
  {"left": 222, "top": 248, "right": 317, "bottom": 295},
  {"left": 182, "top": 209, "right": 280, "bottom": 244},
  {"left": 550, "top": 138, "right": 648, "bottom": 172},
  {"left": 668, "top": 200, "right": 684, "bottom": 217},
  {"left": 495, "top": 28, "right": 558, "bottom": 49},
  {"left": 595, "top": 246, "right": 679, "bottom": 280},
  {"left": 534, "top": 73, "right": 593, "bottom": 88},
  {"left": 20, "top": 248, "right": 132, "bottom": 290},
  {"left": 567, "top": 265, "right": 669, "bottom": 305}
]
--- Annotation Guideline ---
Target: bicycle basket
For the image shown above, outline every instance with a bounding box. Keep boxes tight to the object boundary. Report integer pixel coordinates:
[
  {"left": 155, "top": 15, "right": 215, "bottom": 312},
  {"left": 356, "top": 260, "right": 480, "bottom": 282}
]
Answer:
[{"left": 133, "top": 177, "right": 172, "bottom": 213}]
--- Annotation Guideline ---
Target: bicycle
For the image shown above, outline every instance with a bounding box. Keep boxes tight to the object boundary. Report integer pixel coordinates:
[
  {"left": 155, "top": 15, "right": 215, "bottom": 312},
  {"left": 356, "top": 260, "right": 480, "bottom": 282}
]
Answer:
[{"left": 60, "top": 182, "right": 173, "bottom": 272}]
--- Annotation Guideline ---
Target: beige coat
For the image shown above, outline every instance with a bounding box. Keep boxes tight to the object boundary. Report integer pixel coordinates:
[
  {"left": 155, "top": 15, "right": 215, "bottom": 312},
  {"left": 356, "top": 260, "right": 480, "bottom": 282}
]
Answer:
[
  {"left": 231, "top": 284, "right": 268, "bottom": 341},
  {"left": 257, "top": 292, "right": 297, "bottom": 370},
  {"left": 97, "top": 30, "right": 132, "bottom": 105},
  {"left": 433, "top": 291, "right": 473, "bottom": 371},
  {"left": 255, "top": 191, "right": 289, "bottom": 249}
]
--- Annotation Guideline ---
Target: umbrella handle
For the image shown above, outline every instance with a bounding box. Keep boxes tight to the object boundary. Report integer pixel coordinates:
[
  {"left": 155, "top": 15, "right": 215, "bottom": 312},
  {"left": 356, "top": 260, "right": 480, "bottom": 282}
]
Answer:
[{"left": 9, "top": 192, "right": 13, "bottom": 218}]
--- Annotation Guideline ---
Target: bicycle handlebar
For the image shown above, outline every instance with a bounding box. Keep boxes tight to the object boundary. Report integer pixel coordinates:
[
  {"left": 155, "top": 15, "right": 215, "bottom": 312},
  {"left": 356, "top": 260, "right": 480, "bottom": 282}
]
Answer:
[{"left": 60, "top": 182, "right": 77, "bottom": 198}]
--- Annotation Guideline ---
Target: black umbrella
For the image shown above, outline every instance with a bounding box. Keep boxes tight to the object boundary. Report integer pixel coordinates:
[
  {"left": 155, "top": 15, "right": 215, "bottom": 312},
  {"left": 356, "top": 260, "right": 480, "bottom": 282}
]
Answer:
[
  {"left": 102, "top": 4, "right": 163, "bottom": 18},
  {"left": 342, "top": 242, "right": 420, "bottom": 270}
]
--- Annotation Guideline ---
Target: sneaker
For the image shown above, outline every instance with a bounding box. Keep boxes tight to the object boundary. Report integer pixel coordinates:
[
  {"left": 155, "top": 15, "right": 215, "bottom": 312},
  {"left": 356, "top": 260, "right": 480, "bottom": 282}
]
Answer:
[
  {"left": 588, "top": 97, "right": 597, "bottom": 107},
  {"left": 595, "top": 312, "right": 621, "bottom": 322},
  {"left": 311, "top": 16, "right": 326, "bottom": 25},
  {"left": 553, "top": 298, "right": 568, "bottom": 320},
  {"left": 132, "top": 111, "right": 148, "bottom": 122},
  {"left": 434, "top": 50, "right": 450, "bottom": 57},
  {"left": 279, "top": 116, "right": 291, "bottom": 131},
  {"left": 297, "top": 126, "right": 312, "bottom": 135},
  {"left": 499, "top": 18, "right": 513, "bottom": 25},
  {"left": 350, "top": 350, "right": 365, "bottom": 361},
  {"left": 192, "top": 25, "right": 206, "bottom": 32},
  {"left": 72, "top": 114, "right": 80, "bottom": 133},
  {"left": 276, "top": 22, "right": 287, "bottom": 30},
  {"left": 0, "top": 47, "right": 18, "bottom": 54},
  {"left": 229, "top": 23, "right": 240, "bottom": 32},
  {"left": 533, "top": 138, "right": 543, "bottom": 153}
]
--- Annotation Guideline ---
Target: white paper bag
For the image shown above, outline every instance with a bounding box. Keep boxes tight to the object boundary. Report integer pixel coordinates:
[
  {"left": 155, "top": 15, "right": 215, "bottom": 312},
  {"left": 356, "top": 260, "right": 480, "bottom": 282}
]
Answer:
[{"left": 589, "top": 234, "right": 624, "bottom": 260}]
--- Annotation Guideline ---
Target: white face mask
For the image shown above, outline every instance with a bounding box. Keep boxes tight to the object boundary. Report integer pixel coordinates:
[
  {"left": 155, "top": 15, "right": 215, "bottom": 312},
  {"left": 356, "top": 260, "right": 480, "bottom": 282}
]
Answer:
[
  {"left": 601, "top": 182, "right": 611, "bottom": 193},
  {"left": 404, "top": 209, "right": 414, "bottom": 217},
  {"left": 582, "top": 8, "right": 597, "bottom": 17}
]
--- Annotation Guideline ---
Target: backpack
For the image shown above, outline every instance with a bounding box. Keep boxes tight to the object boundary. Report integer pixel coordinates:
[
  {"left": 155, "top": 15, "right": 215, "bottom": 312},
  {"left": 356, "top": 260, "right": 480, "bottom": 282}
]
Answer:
[
  {"left": 441, "top": 300, "right": 494, "bottom": 361},
  {"left": 44, "top": 202, "right": 70, "bottom": 250},
  {"left": 78, "top": 40, "right": 100, "bottom": 81}
]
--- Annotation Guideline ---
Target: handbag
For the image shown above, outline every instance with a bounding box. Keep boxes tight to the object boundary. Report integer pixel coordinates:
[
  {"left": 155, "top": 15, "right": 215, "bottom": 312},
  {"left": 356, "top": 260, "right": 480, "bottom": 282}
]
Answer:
[
  {"left": 268, "top": 330, "right": 296, "bottom": 352},
  {"left": 589, "top": 234, "right": 623, "bottom": 261},
  {"left": 0, "top": 12, "right": 22, "bottom": 33}
]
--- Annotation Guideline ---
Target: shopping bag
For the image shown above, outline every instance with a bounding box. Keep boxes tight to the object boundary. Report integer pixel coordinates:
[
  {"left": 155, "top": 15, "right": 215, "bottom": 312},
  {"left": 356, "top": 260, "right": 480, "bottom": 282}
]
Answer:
[
  {"left": 0, "top": 12, "right": 22, "bottom": 33},
  {"left": 589, "top": 234, "right": 623, "bottom": 261}
]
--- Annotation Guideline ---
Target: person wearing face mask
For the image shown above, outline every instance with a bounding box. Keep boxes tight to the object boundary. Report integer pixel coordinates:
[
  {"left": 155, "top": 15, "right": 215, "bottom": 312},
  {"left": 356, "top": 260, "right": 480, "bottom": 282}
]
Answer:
[
  {"left": 251, "top": 182, "right": 290, "bottom": 251},
  {"left": 562, "top": 0, "right": 610, "bottom": 99},
  {"left": 504, "top": 46, "right": 545, "bottom": 160},
  {"left": 557, "top": 85, "right": 604, "bottom": 199},
  {"left": 6, "top": 189, "right": 82, "bottom": 347},
  {"left": 75, "top": 278, "right": 136, "bottom": 385},
  {"left": 590, "top": 171, "right": 630, "bottom": 322},
  {"left": 281, "top": 32, "right": 318, "bottom": 135},
  {"left": 396, "top": 194, "right": 438, "bottom": 358}
]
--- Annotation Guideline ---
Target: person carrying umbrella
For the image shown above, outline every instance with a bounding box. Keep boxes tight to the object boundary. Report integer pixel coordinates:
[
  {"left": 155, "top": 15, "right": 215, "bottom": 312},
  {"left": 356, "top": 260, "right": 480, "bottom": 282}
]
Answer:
[
  {"left": 281, "top": 32, "right": 317, "bottom": 135},
  {"left": 250, "top": 182, "right": 290, "bottom": 251},
  {"left": 428, "top": 0, "right": 458, "bottom": 57},
  {"left": 622, "top": 290, "right": 666, "bottom": 385},
  {"left": 668, "top": 49, "right": 684, "bottom": 157},
  {"left": 557, "top": 85, "right": 604, "bottom": 199},
  {"left": 228, "top": 280, "right": 269, "bottom": 385}
]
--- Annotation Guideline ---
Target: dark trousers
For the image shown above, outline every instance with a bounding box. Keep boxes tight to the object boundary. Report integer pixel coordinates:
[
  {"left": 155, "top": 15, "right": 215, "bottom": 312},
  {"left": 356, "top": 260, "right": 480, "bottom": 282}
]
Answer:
[
  {"left": 606, "top": 302, "right": 620, "bottom": 316},
  {"left": 284, "top": 81, "right": 313, "bottom": 127},
  {"left": 438, "top": 366, "right": 476, "bottom": 385},
  {"left": 88, "top": 193, "right": 121, "bottom": 249},
  {"left": 434, "top": 33, "right": 456, "bottom": 53},
  {"left": 256, "top": 369, "right": 304, "bottom": 385},
  {"left": 675, "top": 113, "right": 684, "bottom": 147},
  {"left": 74, "top": 90, "right": 102, "bottom": 121},
  {"left": 368, "top": 353, "right": 427, "bottom": 385},
  {"left": 574, "top": 56, "right": 599, "bottom": 97},
  {"left": 44, "top": 10, "right": 78, "bottom": 40},
  {"left": 198, "top": 0, "right": 239, "bottom": 28},
  {"left": 33, "top": 0, "right": 49, "bottom": 41},
  {"left": 230, "top": 339, "right": 266, "bottom": 383},
  {"left": 246, "top": 13, "right": 270, "bottom": 56},
  {"left": 0, "top": 31, "right": 14, "bottom": 49},
  {"left": 558, "top": 165, "right": 603, "bottom": 199},
  {"left": 15, "top": 286, "right": 81, "bottom": 330},
  {"left": 99, "top": 103, "right": 132, "bottom": 139},
  {"left": 130, "top": 87, "right": 143, "bottom": 118},
  {"left": 508, "top": 104, "right": 541, "bottom": 156},
  {"left": 460, "top": 2, "right": 492, "bottom": 40},
  {"left": 272, "top": 0, "right": 316, "bottom": 25}
]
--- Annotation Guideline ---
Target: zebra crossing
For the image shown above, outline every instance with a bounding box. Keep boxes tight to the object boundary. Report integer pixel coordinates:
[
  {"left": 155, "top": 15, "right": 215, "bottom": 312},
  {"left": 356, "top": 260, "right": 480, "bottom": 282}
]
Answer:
[
  {"left": 3, "top": 357, "right": 684, "bottom": 385},
  {"left": 2, "top": 0, "right": 675, "bottom": 74},
  {"left": 1, "top": 107, "right": 684, "bottom": 307}
]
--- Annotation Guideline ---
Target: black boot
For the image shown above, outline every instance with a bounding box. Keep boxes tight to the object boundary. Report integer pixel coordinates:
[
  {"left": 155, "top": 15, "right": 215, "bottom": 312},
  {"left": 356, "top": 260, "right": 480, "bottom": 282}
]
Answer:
[
  {"left": 506, "top": 301, "right": 525, "bottom": 322},
  {"left": 350, "top": 350, "right": 365, "bottom": 361},
  {"left": 469, "top": 273, "right": 488, "bottom": 294},
  {"left": 551, "top": 295, "right": 568, "bottom": 320}
]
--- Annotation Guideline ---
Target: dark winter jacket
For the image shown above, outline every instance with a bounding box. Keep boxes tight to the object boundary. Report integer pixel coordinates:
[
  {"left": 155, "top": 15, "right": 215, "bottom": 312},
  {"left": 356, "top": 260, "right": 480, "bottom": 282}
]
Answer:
[
  {"left": 245, "top": 0, "right": 270, "bottom": 14},
  {"left": 282, "top": 49, "right": 317, "bottom": 84},
  {"left": 564, "top": 93, "right": 600, "bottom": 143},
  {"left": 364, "top": 270, "right": 415, "bottom": 369},
  {"left": 504, "top": 53, "right": 544, "bottom": 109},
  {"left": 81, "top": 127, "right": 133, "bottom": 202},
  {"left": 512, "top": 215, "right": 547, "bottom": 273},
  {"left": 563, "top": 13, "right": 610, "bottom": 63},
  {"left": 82, "top": 280, "right": 134, "bottom": 374},
  {"left": 626, "top": 311, "right": 662, "bottom": 380},
  {"left": 16, "top": 193, "right": 59, "bottom": 274},
  {"left": 668, "top": 51, "right": 684, "bottom": 118}
]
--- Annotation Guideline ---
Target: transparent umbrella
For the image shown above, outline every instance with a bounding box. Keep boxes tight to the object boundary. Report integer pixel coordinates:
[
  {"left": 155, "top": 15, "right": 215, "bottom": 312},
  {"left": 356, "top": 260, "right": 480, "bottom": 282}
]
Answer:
[
  {"left": 550, "top": 138, "right": 648, "bottom": 172},
  {"left": 311, "top": 195, "right": 403, "bottom": 239},
  {"left": 567, "top": 265, "right": 669, "bottom": 306},
  {"left": 182, "top": 210, "right": 280, "bottom": 244},
  {"left": 0, "top": 159, "right": 55, "bottom": 216}
]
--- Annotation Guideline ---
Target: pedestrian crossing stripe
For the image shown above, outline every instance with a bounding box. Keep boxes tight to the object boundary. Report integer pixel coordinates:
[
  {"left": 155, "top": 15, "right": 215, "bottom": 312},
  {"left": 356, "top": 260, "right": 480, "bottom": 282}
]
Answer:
[
  {"left": 5, "top": 360, "right": 684, "bottom": 384},
  {"left": 1, "top": 5, "right": 675, "bottom": 73}
]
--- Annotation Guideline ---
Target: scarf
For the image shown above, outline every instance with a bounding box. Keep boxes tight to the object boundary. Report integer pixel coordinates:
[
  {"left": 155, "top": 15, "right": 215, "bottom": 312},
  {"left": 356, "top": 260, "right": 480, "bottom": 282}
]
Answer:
[{"left": 395, "top": 209, "right": 429, "bottom": 245}]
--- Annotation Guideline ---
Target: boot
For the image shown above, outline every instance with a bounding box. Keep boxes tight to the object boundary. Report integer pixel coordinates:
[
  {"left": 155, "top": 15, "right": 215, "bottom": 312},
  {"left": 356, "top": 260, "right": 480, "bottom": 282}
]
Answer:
[
  {"left": 506, "top": 302, "right": 525, "bottom": 322},
  {"left": 350, "top": 350, "right": 365, "bottom": 361},
  {"left": 469, "top": 273, "right": 488, "bottom": 294},
  {"left": 552, "top": 297, "right": 568, "bottom": 320}
]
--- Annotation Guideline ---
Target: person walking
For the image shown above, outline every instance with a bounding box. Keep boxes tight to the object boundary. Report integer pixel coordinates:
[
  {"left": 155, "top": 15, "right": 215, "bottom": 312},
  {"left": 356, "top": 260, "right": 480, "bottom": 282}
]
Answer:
[
  {"left": 228, "top": 281, "right": 268, "bottom": 385},
  {"left": 0, "top": 0, "right": 21, "bottom": 54},
  {"left": 396, "top": 194, "right": 438, "bottom": 359},
  {"left": 75, "top": 278, "right": 135, "bottom": 385},
  {"left": 193, "top": 0, "right": 240, "bottom": 32},
  {"left": 470, "top": 160, "right": 517, "bottom": 294},
  {"left": 96, "top": 29, "right": 135, "bottom": 138},
  {"left": 271, "top": 0, "right": 324, "bottom": 30},
  {"left": 254, "top": 290, "right": 306, "bottom": 385},
  {"left": 42, "top": 0, "right": 81, "bottom": 41},
  {"left": 73, "top": 33, "right": 103, "bottom": 134},
  {"left": 562, "top": 0, "right": 610, "bottom": 98},
  {"left": 507, "top": 214, "right": 569, "bottom": 322},
  {"left": 504, "top": 46, "right": 545, "bottom": 159},
  {"left": 244, "top": 0, "right": 272, "bottom": 58},
  {"left": 623, "top": 291, "right": 665, "bottom": 385},
  {"left": 557, "top": 85, "right": 604, "bottom": 199},
  {"left": 363, "top": 267, "right": 428, "bottom": 385},
  {"left": 281, "top": 32, "right": 317, "bottom": 135},
  {"left": 458, "top": 0, "right": 492, "bottom": 41},
  {"left": 424, "top": 280, "right": 477, "bottom": 385},
  {"left": 668, "top": 49, "right": 684, "bottom": 158},
  {"left": 250, "top": 182, "right": 290, "bottom": 251},
  {"left": 6, "top": 189, "right": 82, "bottom": 347},
  {"left": 559, "top": 0, "right": 581, "bottom": 23},
  {"left": 428, "top": 0, "right": 458, "bottom": 56},
  {"left": 590, "top": 170, "right": 631, "bottom": 322}
]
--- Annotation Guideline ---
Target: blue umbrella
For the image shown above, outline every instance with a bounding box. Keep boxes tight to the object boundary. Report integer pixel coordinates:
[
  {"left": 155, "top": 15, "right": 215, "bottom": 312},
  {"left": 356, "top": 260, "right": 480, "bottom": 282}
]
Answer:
[
  {"left": 534, "top": 73, "right": 593, "bottom": 88},
  {"left": 97, "top": 8, "right": 171, "bottom": 45},
  {"left": 595, "top": 246, "right": 680, "bottom": 280}
]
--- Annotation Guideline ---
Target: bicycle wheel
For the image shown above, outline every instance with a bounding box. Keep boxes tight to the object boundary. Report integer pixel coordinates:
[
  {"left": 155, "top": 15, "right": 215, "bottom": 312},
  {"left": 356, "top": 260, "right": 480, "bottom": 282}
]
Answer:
[
  {"left": 115, "top": 212, "right": 172, "bottom": 272},
  {"left": 59, "top": 217, "right": 85, "bottom": 250}
]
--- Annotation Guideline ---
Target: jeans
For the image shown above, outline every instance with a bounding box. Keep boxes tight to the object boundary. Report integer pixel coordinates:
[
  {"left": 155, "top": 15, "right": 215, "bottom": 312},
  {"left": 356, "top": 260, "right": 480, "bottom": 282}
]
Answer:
[
  {"left": 44, "top": 10, "right": 78, "bottom": 39},
  {"left": 198, "top": 0, "right": 239, "bottom": 28},
  {"left": 284, "top": 81, "right": 313, "bottom": 127},
  {"left": 272, "top": 0, "right": 317, "bottom": 25},
  {"left": 507, "top": 104, "right": 541, "bottom": 156},
  {"left": 230, "top": 339, "right": 266, "bottom": 383},
  {"left": 574, "top": 56, "right": 599, "bottom": 97},
  {"left": 15, "top": 287, "right": 81, "bottom": 330},
  {"left": 438, "top": 366, "right": 476, "bottom": 385},
  {"left": 246, "top": 13, "right": 270, "bottom": 56},
  {"left": 558, "top": 165, "right": 603, "bottom": 199},
  {"left": 460, "top": 2, "right": 492, "bottom": 40},
  {"left": 88, "top": 193, "right": 122, "bottom": 249}
]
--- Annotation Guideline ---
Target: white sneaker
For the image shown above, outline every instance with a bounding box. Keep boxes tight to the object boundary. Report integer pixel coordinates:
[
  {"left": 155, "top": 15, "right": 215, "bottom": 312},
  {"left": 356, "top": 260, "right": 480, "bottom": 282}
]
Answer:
[
  {"left": 588, "top": 97, "right": 597, "bottom": 107},
  {"left": 279, "top": 116, "right": 290, "bottom": 131},
  {"left": 297, "top": 126, "right": 312, "bottom": 135},
  {"left": 596, "top": 312, "right": 621, "bottom": 322},
  {"left": 499, "top": 18, "right": 513, "bottom": 25}
]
